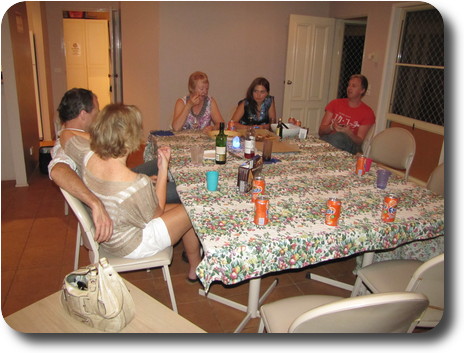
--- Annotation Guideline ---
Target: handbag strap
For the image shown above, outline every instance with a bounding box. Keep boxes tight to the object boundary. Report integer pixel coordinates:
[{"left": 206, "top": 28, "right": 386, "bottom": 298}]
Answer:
[{"left": 96, "top": 258, "right": 126, "bottom": 319}]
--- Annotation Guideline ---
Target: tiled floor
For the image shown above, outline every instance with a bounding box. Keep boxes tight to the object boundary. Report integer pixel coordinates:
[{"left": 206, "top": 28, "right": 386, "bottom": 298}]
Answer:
[{"left": 1, "top": 168, "right": 428, "bottom": 333}]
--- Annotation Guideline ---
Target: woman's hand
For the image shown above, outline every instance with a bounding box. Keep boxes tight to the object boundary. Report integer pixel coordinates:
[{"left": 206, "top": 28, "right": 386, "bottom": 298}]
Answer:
[
  {"left": 188, "top": 94, "right": 201, "bottom": 107},
  {"left": 154, "top": 147, "right": 170, "bottom": 213},
  {"left": 157, "top": 146, "right": 171, "bottom": 173}
]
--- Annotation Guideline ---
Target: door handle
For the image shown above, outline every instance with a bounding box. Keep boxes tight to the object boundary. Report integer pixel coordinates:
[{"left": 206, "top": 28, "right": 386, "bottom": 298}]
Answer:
[{"left": 286, "top": 80, "right": 293, "bottom": 85}]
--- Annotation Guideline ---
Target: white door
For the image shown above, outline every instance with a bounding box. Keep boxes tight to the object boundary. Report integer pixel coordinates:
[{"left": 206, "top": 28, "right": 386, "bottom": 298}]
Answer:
[
  {"left": 282, "top": 15, "right": 335, "bottom": 135},
  {"left": 85, "top": 20, "right": 110, "bottom": 108},
  {"left": 63, "top": 19, "right": 88, "bottom": 89},
  {"left": 63, "top": 19, "right": 111, "bottom": 108}
]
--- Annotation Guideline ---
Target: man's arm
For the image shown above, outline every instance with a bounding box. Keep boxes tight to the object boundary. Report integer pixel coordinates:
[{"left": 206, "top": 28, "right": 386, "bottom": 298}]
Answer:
[
  {"left": 50, "top": 163, "right": 113, "bottom": 243},
  {"left": 318, "top": 111, "right": 334, "bottom": 136},
  {"left": 332, "top": 123, "right": 371, "bottom": 146}
]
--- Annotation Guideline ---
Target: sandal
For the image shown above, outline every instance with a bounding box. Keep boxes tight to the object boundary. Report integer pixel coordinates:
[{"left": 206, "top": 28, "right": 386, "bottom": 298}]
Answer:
[{"left": 186, "top": 277, "right": 199, "bottom": 285}]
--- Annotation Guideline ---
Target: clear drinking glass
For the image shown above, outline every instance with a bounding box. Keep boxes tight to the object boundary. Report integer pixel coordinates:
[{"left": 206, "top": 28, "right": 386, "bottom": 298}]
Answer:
[{"left": 190, "top": 146, "right": 204, "bottom": 166}]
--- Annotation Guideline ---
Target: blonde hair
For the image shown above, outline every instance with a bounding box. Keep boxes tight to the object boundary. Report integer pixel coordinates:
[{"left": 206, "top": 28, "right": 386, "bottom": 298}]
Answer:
[
  {"left": 349, "top": 74, "right": 369, "bottom": 97},
  {"left": 188, "top": 71, "right": 209, "bottom": 94},
  {"left": 90, "top": 104, "right": 143, "bottom": 159}
]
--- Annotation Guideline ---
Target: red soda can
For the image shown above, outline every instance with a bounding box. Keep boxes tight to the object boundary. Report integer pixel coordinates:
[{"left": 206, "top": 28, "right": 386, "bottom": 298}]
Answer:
[
  {"left": 251, "top": 176, "right": 265, "bottom": 202},
  {"left": 325, "top": 198, "right": 341, "bottom": 226},
  {"left": 254, "top": 195, "right": 269, "bottom": 225},
  {"left": 382, "top": 194, "right": 399, "bottom": 222},
  {"left": 228, "top": 121, "right": 236, "bottom": 131},
  {"left": 356, "top": 155, "right": 367, "bottom": 176}
]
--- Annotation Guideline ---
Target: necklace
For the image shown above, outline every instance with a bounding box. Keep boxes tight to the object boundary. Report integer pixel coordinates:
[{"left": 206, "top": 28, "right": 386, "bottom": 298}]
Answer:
[
  {"left": 188, "top": 96, "right": 208, "bottom": 130},
  {"left": 61, "top": 127, "right": 86, "bottom": 133},
  {"left": 59, "top": 127, "right": 86, "bottom": 137},
  {"left": 189, "top": 96, "right": 208, "bottom": 119}
]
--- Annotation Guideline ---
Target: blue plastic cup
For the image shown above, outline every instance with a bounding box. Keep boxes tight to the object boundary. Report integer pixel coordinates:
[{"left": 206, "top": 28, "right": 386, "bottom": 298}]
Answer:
[{"left": 206, "top": 171, "right": 219, "bottom": 191}]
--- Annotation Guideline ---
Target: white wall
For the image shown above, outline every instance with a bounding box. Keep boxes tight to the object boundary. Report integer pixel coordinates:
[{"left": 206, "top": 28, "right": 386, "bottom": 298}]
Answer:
[
  {"left": 1, "top": 13, "right": 29, "bottom": 185},
  {"left": 1, "top": 85, "right": 17, "bottom": 181},
  {"left": 157, "top": 1, "right": 330, "bottom": 131},
  {"left": 121, "top": 1, "right": 160, "bottom": 134}
]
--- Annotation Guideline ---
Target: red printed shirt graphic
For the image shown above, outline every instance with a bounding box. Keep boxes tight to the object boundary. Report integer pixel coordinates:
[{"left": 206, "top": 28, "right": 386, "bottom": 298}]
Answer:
[{"left": 325, "top": 98, "right": 375, "bottom": 135}]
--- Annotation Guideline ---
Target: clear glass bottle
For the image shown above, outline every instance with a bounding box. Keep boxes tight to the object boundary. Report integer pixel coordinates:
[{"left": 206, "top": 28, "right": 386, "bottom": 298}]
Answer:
[
  {"left": 244, "top": 126, "right": 256, "bottom": 159},
  {"left": 215, "top": 122, "right": 227, "bottom": 164}
]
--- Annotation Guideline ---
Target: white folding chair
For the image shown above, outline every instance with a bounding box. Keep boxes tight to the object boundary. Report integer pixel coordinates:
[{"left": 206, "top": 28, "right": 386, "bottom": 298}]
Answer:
[
  {"left": 351, "top": 253, "right": 444, "bottom": 328},
  {"left": 61, "top": 188, "right": 178, "bottom": 312},
  {"left": 426, "top": 163, "right": 444, "bottom": 196},
  {"left": 258, "top": 292, "right": 428, "bottom": 333},
  {"left": 361, "top": 123, "right": 375, "bottom": 155},
  {"left": 366, "top": 127, "right": 416, "bottom": 181}
]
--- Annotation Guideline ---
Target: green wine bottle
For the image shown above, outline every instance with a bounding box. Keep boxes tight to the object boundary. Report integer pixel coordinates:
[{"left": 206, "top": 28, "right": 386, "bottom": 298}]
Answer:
[{"left": 215, "top": 122, "right": 227, "bottom": 164}]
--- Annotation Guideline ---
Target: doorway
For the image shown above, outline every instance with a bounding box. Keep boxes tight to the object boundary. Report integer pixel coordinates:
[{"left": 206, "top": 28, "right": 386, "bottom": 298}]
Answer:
[
  {"left": 336, "top": 21, "right": 366, "bottom": 98},
  {"left": 282, "top": 16, "right": 366, "bottom": 135},
  {"left": 62, "top": 10, "right": 122, "bottom": 108}
]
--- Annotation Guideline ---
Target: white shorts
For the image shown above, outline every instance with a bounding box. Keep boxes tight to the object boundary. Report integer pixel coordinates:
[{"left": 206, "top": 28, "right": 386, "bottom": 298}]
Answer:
[{"left": 124, "top": 217, "right": 171, "bottom": 259}]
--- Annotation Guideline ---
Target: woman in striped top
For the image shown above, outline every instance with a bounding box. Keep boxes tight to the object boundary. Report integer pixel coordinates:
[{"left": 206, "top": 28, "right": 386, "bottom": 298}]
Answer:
[{"left": 64, "top": 104, "right": 201, "bottom": 281}]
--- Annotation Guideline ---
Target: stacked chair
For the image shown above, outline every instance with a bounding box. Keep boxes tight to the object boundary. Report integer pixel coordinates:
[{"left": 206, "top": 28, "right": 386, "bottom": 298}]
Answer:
[
  {"left": 258, "top": 292, "right": 429, "bottom": 333},
  {"left": 351, "top": 253, "right": 444, "bottom": 328}
]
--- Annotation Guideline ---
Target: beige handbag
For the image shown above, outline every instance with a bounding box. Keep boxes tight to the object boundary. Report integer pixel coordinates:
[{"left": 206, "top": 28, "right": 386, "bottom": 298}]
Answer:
[{"left": 61, "top": 258, "right": 135, "bottom": 332}]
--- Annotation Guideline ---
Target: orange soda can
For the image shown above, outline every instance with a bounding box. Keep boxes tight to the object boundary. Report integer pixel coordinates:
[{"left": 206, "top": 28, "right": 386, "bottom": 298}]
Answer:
[
  {"left": 325, "top": 198, "right": 341, "bottom": 226},
  {"left": 382, "top": 194, "right": 399, "bottom": 222},
  {"left": 254, "top": 195, "right": 270, "bottom": 225},
  {"left": 228, "top": 120, "right": 236, "bottom": 131},
  {"left": 251, "top": 176, "right": 265, "bottom": 202},
  {"left": 356, "top": 155, "right": 367, "bottom": 176}
]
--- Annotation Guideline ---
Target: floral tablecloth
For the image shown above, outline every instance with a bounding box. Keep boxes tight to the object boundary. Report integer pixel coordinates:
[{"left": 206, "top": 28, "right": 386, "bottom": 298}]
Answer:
[{"left": 151, "top": 130, "right": 445, "bottom": 291}]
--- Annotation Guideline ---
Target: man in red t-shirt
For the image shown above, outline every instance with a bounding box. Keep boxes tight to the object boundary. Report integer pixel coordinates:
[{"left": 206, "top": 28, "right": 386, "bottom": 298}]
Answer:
[{"left": 318, "top": 74, "right": 375, "bottom": 154}]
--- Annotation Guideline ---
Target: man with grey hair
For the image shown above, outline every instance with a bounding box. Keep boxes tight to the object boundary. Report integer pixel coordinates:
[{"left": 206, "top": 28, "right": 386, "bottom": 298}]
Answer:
[{"left": 49, "top": 88, "right": 180, "bottom": 243}]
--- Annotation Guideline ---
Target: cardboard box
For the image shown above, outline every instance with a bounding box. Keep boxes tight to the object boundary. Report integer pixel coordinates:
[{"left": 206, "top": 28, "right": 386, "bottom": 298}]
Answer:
[{"left": 237, "top": 155, "right": 263, "bottom": 193}]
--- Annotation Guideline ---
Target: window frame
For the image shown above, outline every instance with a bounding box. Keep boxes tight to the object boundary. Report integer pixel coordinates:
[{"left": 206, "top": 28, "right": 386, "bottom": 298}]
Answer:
[{"left": 384, "top": 3, "right": 444, "bottom": 136}]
